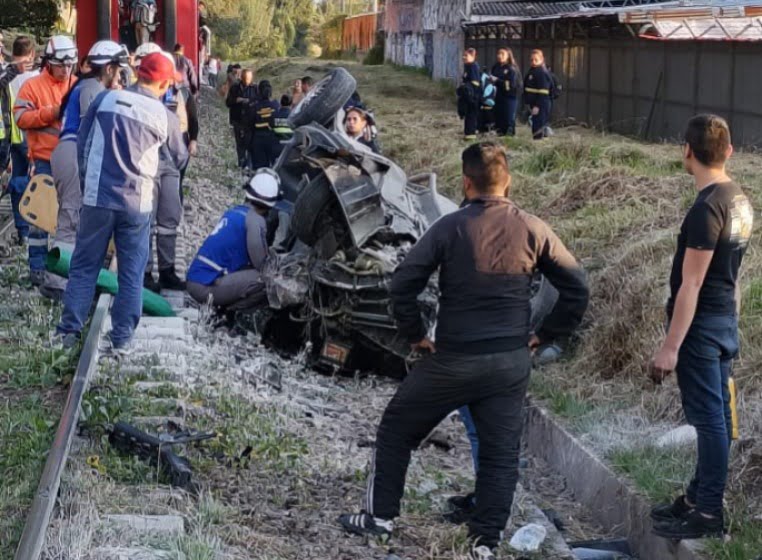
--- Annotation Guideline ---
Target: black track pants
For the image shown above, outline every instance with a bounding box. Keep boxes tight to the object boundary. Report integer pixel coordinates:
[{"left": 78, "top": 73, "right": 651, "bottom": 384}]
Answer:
[{"left": 366, "top": 348, "right": 531, "bottom": 548}]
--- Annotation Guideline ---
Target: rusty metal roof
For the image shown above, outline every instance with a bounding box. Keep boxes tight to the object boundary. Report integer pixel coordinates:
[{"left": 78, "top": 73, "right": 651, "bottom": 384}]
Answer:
[{"left": 471, "top": 0, "right": 582, "bottom": 18}]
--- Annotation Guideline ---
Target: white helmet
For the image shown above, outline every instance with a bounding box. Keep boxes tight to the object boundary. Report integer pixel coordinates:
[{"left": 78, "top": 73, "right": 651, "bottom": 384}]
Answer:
[
  {"left": 134, "top": 42, "right": 162, "bottom": 64},
  {"left": 45, "top": 35, "right": 78, "bottom": 66},
  {"left": 245, "top": 169, "right": 281, "bottom": 208},
  {"left": 88, "top": 40, "right": 130, "bottom": 68}
]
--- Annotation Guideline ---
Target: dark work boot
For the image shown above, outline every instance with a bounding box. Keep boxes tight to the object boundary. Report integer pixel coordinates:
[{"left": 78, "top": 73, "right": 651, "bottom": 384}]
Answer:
[
  {"left": 652, "top": 509, "right": 724, "bottom": 540},
  {"left": 159, "top": 267, "right": 186, "bottom": 291},
  {"left": 143, "top": 272, "right": 161, "bottom": 293}
]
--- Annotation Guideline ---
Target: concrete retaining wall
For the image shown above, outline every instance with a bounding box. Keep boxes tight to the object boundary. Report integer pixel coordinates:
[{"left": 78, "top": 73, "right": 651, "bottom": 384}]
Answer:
[{"left": 523, "top": 403, "right": 705, "bottom": 560}]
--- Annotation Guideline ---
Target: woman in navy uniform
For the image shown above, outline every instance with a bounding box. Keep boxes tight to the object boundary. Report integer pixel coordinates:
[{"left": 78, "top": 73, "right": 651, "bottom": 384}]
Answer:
[
  {"left": 523, "top": 49, "right": 553, "bottom": 140},
  {"left": 490, "top": 48, "right": 520, "bottom": 136},
  {"left": 461, "top": 48, "right": 480, "bottom": 140}
]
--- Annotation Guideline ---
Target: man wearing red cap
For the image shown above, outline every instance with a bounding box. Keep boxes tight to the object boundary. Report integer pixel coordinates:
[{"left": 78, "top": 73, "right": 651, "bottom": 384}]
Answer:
[{"left": 55, "top": 52, "right": 188, "bottom": 353}]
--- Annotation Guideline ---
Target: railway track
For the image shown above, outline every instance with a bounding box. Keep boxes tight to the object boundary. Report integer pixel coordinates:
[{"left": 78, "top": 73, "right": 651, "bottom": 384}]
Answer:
[{"left": 12, "top": 210, "right": 197, "bottom": 560}]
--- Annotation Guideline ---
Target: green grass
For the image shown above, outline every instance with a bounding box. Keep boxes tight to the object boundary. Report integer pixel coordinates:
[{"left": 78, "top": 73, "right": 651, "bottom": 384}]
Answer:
[
  {"left": 0, "top": 395, "right": 59, "bottom": 557},
  {"left": 608, "top": 445, "right": 695, "bottom": 503},
  {"left": 706, "top": 510, "right": 762, "bottom": 560},
  {"left": 529, "top": 375, "right": 597, "bottom": 423}
]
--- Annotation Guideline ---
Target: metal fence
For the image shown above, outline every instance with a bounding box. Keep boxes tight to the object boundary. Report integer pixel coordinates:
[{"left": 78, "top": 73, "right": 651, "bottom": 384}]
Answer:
[{"left": 465, "top": 17, "right": 762, "bottom": 146}]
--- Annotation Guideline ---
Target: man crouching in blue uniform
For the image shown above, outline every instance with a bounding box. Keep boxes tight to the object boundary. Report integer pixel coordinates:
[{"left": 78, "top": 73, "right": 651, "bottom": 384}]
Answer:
[
  {"left": 185, "top": 168, "right": 277, "bottom": 314},
  {"left": 54, "top": 53, "right": 188, "bottom": 354}
]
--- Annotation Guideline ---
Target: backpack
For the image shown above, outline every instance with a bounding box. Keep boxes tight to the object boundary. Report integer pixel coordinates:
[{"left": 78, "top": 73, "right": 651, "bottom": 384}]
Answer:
[
  {"left": 549, "top": 69, "right": 562, "bottom": 100},
  {"left": 480, "top": 73, "right": 496, "bottom": 108}
]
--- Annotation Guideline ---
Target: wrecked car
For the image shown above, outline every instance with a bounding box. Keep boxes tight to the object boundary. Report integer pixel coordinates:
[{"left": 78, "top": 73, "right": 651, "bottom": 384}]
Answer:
[{"left": 258, "top": 68, "right": 557, "bottom": 377}]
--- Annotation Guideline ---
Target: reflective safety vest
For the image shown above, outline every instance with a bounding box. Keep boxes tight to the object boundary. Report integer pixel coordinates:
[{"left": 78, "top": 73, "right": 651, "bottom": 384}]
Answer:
[
  {"left": 273, "top": 106, "right": 292, "bottom": 139},
  {"left": 186, "top": 205, "right": 251, "bottom": 286}
]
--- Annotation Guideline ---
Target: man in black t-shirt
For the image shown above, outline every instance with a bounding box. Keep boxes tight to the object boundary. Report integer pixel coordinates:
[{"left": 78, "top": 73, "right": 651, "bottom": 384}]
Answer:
[{"left": 649, "top": 115, "right": 753, "bottom": 540}]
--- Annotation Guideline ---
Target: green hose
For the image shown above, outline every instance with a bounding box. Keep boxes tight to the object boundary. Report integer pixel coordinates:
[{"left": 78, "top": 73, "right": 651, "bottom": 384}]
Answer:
[{"left": 46, "top": 248, "right": 176, "bottom": 317}]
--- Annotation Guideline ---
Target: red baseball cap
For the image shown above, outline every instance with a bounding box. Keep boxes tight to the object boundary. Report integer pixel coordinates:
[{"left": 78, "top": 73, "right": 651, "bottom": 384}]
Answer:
[{"left": 137, "top": 52, "right": 180, "bottom": 83}]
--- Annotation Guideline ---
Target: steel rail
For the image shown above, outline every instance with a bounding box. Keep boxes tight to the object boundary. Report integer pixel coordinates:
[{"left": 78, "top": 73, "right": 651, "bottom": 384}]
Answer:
[{"left": 14, "top": 288, "right": 113, "bottom": 560}]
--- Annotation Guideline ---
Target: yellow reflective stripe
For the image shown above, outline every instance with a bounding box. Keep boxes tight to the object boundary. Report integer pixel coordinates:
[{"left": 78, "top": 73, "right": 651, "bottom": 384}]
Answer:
[
  {"left": 525, "top": 87, "right": 550, "bottom": 95},
  {"left": 470, "top": 81, "right": 480, "bottom": 86},
  {"left": 255, "top": 123, "right": 271, "bottom": 128}
]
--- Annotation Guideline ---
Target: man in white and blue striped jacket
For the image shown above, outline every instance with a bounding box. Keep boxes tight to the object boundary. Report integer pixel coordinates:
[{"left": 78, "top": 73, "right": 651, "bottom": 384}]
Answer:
[{"left": 55, "top": 53, "right": 188, "bottom": 353}]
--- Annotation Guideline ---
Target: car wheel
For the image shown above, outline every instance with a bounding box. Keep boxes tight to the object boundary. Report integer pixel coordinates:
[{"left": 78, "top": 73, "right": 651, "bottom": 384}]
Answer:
[
  {"left": 292, "top": 174, "right": 339, "bottom": 246},
  {"left": 288, "top": 68, "right": 357, "bottom": 128}
]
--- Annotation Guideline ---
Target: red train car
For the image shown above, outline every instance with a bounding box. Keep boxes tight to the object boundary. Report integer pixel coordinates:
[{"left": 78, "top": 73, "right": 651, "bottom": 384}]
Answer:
[{"left": 76, "top": 0, "right": 200, "bottom": 68}]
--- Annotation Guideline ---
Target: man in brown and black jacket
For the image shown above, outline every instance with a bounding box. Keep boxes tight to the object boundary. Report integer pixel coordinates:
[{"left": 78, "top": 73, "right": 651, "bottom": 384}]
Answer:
[{"left": 339, "top": 142, "right": 589, "bottom": 560}]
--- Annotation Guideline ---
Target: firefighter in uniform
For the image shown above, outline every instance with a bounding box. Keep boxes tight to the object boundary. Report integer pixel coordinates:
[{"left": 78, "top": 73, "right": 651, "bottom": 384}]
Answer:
[
  {"left": 250, "top": 80, "right": 280, "bottom": 170},
  {"left": 523, "top": 49, "right": 553, "bottom": 140},
  {"left": 490, "top": 48, "right": 520, "bottom": 136},
  {"left": 272, "top": 94, "right": 293, "bottom": 160},
  {"left": 185, "top": 169, "right": 277, "bottom": 312},
  {"left": 461, "top": 48, "right": 480, "bottom": 140}
]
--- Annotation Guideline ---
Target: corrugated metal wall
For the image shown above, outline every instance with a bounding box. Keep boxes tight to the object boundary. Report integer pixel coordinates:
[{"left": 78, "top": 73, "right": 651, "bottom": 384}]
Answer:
[
  {"left": 343, "top": 13, "right": 379, "bottom": 52},
  {"left": 466, "top": 19, "right": 762, "bottom": 145}
]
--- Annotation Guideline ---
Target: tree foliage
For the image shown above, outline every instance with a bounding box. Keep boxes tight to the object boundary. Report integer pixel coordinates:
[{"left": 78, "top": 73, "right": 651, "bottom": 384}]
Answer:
[
  {"left": 207, "top": 0, "right": 320, "bottom": 60},
  {"left": 0, "top": 0, "right": 58, "bottom": 39}
]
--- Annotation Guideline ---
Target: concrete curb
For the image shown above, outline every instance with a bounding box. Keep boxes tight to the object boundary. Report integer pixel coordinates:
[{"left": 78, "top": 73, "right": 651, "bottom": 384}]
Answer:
[{"left": 523, "top": 402, "right": 706, "bottom": 560}]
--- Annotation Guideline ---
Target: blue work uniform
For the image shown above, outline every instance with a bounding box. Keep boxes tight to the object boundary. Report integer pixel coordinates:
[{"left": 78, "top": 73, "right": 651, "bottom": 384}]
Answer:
[
  {"left": 57, "top": 85, "right": 188, "bottom": 347},
  {"left": 187, "top": 205, "right": 253, "bottom": 286},
  {"left": 272, "top": 105, "right": 292, "bottom": 159},
  {"left": 491, "top": 63, "right": 519, "bottom": 136},
  {"left": 523, "top": 66, "right": 553, "bottom": 140}
]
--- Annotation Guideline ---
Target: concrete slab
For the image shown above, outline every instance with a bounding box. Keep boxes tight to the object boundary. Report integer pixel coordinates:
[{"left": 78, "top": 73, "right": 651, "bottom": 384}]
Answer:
[
  {"left": 91, "top": 546, "right": 178, "bottom": 560},
  {"left": 523, "top": 403, "right": 705, "bottom": 560},
  {"left": 102, "top": 514, "right": 184, "bottom": 535}
]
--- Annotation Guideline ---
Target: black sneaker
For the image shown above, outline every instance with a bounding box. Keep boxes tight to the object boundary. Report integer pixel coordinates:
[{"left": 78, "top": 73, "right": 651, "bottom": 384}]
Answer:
[
  {"left": 443, "top": 493, "right": 476, "bottom": 525},
  {"left": 651, "top": 495, "right": 693, "bottom": 523},
  {"left": 338, "top": 511, "right": 393, "bottom": 538},
  {"left": 652, "top": 509, "right": 724, "bottom": 540},
  {"left": 159, "top": 267, "right": 186, "bottom": 291},
  {"left": 144, "top": 273, "right": 161, "bottom": 293}
]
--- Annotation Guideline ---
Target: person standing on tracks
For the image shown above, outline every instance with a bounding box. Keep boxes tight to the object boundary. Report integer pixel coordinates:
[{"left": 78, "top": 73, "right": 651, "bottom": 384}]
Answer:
[
  {"left": 226, "top": 68, "right": 257, "bottom": 169},
  {"left": 0, "top": 35, "right": 37, "bottom": 245},
  {"left": 249, "top": 80, "right": 279, "bottom": 170},
  {"left": 54, "top": 53, "right": 188, "bottom": 352},
  {"left": 185, "top": 169, "right": 275, "bottom": 314},
  {"left": 39, "top": 41, "right": 130, "bottom": 302},
  {"left": 143, "top": 49, "right": 193, "bottom": 294},
  {"left": 523, "top": 49, "right": 553, "bottom": 140},
  {"left": 14, "top": 36, "right": 78, "bottom": 287},
  {"left": 649, "top": 115, "right": 753, "bottom": 540},
  {"left": 339, "top": 142, "right": 589, "bottom": 560},
  {"left": 173, "top": 43, "right": 199, "bottom": 97}
]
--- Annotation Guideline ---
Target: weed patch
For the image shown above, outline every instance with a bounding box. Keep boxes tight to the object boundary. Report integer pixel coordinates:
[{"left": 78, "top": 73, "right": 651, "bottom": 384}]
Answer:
[{"left": 608, "top": 445, "right": 694, "bottom": 503}]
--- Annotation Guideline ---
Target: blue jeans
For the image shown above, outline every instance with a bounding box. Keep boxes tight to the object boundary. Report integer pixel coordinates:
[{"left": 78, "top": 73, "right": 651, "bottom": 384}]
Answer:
[
  {"left": 459, "top": 405, "right": 480, "bottom": 473},
  {"left": 27, "top": 159, "right": 52, "bottom": 271},
  {"left": 57, "top": 206, "right": 151, "bottom": 346},
  {"left": 9, "top": 143, "right": 30, "bottom": 240},
  {"left": 676, "top": 313, "right": 738, "bottom": 517}
]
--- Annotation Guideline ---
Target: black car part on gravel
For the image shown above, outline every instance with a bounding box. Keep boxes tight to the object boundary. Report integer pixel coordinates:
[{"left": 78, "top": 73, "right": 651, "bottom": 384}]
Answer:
[{"left": 288, "top": 67, "right": 356, "bottom": 128}]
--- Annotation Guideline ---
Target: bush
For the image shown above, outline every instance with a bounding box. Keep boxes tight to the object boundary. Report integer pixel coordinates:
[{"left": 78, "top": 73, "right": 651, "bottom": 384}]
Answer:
[{"left": 363, "top": 44, "right": 384, "bottom": 65}]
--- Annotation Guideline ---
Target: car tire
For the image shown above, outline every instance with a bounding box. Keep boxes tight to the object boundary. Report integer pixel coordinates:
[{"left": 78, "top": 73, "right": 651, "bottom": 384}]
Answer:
[
  {"left": 288, "top": 68, "right": 357, "bottom": 128},
  {"left": 291, "top": 174, "right": 337, "bottom": 246}
]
